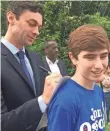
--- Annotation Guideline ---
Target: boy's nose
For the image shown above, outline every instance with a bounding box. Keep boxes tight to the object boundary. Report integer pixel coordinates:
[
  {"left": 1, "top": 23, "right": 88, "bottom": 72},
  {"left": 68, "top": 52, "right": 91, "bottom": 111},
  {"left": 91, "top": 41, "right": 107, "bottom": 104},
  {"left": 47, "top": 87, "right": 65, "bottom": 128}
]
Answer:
[{"left": 94, "top": 59, "right": 103, "bottom": 69}]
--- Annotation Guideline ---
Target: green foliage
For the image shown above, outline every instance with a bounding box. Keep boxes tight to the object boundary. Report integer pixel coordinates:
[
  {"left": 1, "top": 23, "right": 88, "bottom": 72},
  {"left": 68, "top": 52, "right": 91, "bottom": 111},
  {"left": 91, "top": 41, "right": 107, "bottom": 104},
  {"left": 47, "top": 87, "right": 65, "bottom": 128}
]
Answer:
[
  {"left": 90, "top": 13, "right": 110, "bottom": 38},
  {"left": 106, "top": 123, "right": 110, "bottom": 131},
  {"left": 1, "top": 1, "right": 8, "bottom": 36}
]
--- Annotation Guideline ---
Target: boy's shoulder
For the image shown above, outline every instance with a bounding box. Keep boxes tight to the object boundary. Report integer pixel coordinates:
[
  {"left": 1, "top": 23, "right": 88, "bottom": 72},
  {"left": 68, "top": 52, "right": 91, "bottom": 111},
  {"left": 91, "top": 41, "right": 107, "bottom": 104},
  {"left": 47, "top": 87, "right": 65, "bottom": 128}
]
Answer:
[
  {"left": 48, "top": 79, "right": 81, "bottom": 110},
  {"left": 49, "top": 81, "right": 104, "bottom": 108},
  {"left": 56, "top": 78, "right": 80, "bottom": 97},
  {"left": 94, "top": 83, "right": 104, "bottom": 94}
]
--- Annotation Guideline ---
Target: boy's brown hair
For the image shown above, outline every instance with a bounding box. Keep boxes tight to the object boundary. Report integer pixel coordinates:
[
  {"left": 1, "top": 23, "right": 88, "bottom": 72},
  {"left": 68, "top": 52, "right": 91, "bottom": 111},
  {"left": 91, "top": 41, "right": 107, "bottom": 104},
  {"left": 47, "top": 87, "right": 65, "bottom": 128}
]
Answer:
[{"left": 68, "top": 24, "right": 110, "bottom": 59}]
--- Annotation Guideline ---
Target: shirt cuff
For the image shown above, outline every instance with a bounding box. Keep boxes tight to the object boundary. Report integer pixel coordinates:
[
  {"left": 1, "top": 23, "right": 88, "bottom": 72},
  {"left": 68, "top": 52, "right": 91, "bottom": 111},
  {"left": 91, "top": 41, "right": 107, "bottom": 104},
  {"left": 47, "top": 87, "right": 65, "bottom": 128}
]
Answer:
[{"left": 38, "top": 95, "right": 47, "bottom": 113}]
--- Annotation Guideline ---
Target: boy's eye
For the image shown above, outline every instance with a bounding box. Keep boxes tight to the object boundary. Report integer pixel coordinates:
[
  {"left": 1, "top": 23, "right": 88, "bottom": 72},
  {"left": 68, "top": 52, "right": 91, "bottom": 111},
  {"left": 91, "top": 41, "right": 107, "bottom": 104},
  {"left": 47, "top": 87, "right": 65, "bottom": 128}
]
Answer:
[
  {"left": 88, "top": 57, "right": 94, "bottom": 60},
  {"left": 85, "top": 56, "right": 95, "bottom": 60},
  {"left": 100, "top": 55, "right": 108, "bottom": 59}
]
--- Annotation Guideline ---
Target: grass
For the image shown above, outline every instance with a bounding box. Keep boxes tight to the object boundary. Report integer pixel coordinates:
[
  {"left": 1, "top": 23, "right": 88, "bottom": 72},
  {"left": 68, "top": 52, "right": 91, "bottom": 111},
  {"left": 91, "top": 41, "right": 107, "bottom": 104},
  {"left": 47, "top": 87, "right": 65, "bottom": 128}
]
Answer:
[
  {"left": 106, "top": 111, "right": 110, "bottom": 131},
  {"left": 106, "top": 123, "right": 110, "bottom": 131}
]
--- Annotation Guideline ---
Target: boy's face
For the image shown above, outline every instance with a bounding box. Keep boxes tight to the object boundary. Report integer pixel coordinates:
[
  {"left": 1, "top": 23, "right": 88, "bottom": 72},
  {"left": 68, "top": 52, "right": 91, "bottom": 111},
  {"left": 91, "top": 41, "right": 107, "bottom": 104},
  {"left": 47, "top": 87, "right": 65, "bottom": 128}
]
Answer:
[{"left": 71, "top": 49, "right": 108, "bottom": 82}]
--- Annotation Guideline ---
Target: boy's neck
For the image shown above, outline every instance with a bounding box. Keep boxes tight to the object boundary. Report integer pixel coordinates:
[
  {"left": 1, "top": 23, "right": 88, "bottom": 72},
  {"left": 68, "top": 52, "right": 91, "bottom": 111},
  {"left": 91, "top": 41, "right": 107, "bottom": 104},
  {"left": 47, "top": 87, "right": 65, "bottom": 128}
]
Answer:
[{"left": 71, "top": 74, "right": 94, "bottom": 90}]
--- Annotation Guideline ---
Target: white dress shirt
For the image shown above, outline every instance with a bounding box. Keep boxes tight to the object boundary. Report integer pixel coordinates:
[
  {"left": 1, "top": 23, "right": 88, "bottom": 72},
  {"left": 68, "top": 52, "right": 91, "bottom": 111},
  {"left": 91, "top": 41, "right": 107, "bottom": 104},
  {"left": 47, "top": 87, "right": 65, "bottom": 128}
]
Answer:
[{"left": 46, "top": 56, "right": 60, "bottom": 73}]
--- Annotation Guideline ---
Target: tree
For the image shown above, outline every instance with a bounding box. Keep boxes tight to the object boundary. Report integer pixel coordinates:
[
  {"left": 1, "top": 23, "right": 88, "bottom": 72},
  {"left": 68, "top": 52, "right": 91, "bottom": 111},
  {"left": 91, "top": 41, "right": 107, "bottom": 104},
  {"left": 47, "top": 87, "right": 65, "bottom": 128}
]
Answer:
[{"left": 1, "top": 1, "right": 8, "bottom": 36}]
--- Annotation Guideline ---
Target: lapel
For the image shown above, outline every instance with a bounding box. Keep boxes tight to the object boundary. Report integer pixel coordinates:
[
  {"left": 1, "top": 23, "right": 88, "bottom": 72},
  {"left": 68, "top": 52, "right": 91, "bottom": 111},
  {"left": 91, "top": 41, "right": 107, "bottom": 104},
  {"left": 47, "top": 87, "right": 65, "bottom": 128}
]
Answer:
[
  {"left": 57, "top": 60, "right": 63, "bottom": 75},
  {"left": 43, "top": 57, "right": 51, "bottom": 72},
  {"left": 1, "top": 43, "right": 36, "bottom": 96},
  {"left": 26, "top": 49, "right": 41, "bottom": 96}
]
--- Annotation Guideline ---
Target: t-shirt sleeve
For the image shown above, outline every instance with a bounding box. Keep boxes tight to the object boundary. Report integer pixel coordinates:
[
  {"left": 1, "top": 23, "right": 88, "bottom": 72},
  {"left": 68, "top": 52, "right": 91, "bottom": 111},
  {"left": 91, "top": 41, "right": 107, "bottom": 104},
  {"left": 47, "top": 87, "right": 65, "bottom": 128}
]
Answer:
[{"left": 47, "top": 104, "right": 74, "bottom": 131}]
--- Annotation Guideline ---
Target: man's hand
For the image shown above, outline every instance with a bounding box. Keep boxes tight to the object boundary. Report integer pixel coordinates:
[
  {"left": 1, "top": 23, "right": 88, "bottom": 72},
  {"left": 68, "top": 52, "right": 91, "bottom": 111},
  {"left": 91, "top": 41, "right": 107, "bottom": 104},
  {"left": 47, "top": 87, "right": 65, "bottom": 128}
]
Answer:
[{"left": 42, "top": 73, "right": 62, "bottom": 104}]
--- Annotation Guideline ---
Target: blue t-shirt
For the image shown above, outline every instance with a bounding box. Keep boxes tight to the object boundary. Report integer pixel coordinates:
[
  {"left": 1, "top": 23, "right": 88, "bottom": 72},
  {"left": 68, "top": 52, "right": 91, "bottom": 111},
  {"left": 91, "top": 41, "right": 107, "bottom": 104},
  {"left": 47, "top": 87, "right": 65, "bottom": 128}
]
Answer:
[{"left": 47, "top": 79, "right": 105, "bottom": 131}]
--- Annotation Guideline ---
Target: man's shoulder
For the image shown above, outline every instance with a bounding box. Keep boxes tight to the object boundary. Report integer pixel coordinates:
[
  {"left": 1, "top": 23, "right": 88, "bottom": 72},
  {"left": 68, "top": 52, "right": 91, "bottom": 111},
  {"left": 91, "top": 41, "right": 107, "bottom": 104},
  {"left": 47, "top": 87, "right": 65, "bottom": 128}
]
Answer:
[
  {"left": 58, "top": 59, "right": 66, "bottom": 65},
  {"left": 27, "top": 49, "right": 39, "bottom": 55},
  {"left": 42, "top": 57, "right": 48, "bottom": 66},
  {"left": 58, "top": 58, "right": 64, "bottom": 62},
  {"left": 26, "top": 49, "right": 45, "bottom": 66},
  {"left": 43, "top": 57, "right": 46, "bottom": 61},
  {"left": 26, "top": 49, "right": 41, "bottom": 58}
]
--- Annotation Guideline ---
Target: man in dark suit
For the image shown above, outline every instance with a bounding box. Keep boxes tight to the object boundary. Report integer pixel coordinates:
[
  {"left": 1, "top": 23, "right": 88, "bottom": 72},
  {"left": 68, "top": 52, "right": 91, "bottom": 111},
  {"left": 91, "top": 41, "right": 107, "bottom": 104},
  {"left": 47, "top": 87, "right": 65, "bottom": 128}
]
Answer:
[
  {"left": 1, "top": 1, "right": 61, "bottom": 131},
  {"left": 43, "top": 40, "right": 68, "bottom": 76}
]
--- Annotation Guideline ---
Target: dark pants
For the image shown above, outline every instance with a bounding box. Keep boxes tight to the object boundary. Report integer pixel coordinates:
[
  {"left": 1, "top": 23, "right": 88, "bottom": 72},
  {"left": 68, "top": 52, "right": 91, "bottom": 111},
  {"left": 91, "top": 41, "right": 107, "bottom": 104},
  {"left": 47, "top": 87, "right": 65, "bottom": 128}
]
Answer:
[{"left": 104, "top": 92, "right": 110, "bottom": 122}]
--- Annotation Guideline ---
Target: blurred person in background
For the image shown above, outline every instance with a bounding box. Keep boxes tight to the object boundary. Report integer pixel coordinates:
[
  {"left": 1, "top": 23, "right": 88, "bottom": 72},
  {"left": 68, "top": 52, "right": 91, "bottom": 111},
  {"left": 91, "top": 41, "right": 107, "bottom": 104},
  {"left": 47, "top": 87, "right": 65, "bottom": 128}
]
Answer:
[
  {"left": 102, "top": 66, "right": 110, "bottom": 124},
  {"left": 43, "top": 40, "right": 68, "bottom": 76}
]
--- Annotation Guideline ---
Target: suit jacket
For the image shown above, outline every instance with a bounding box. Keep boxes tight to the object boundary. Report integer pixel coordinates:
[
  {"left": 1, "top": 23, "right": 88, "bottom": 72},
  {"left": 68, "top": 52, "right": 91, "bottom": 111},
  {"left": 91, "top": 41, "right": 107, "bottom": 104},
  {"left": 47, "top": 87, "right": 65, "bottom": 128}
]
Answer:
[
  {"left": 1, "top": 43, "right": 46, "bottom": 131},
  {"left": 43, "top": 57, "right": 68, "bottom": 76}
]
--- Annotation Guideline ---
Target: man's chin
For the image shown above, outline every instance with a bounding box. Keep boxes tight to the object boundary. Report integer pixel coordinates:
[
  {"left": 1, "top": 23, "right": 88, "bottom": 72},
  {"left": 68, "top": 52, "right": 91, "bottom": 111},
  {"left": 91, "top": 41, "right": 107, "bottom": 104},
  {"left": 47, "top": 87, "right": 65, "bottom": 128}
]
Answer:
[{"left": 25, "top": 42, "right": 33, "bottom": 46}]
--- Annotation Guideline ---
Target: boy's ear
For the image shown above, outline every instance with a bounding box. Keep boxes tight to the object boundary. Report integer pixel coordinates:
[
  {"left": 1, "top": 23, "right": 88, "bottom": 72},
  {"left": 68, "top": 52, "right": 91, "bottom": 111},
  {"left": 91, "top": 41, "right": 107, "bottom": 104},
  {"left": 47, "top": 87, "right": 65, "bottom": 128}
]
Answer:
[{"left": 68, "top": 52, "right": 77, "bottom": 65}]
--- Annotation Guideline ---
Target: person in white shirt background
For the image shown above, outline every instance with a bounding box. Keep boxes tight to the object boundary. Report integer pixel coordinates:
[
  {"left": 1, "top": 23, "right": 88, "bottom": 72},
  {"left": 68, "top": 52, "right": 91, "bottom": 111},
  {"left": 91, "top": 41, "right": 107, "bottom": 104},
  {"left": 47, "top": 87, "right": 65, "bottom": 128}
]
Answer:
[{"left": 43, "top": 40, "right": 68, "bottom": 76}]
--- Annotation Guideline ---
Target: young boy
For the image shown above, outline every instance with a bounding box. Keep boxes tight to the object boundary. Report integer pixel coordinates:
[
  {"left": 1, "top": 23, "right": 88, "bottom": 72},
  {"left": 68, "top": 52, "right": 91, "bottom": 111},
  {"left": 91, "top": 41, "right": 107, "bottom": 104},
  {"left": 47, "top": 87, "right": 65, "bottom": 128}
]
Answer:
[{"left": 47, "top": 25, "right": 110, "bottom": 131}]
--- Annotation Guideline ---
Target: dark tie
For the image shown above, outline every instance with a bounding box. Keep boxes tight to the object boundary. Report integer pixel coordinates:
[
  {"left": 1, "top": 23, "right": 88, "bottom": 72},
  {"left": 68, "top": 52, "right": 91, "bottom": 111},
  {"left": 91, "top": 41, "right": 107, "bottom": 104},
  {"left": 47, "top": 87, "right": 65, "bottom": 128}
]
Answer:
[{"left": 17, "top": 51, "right": 33, "bottom": 87}]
